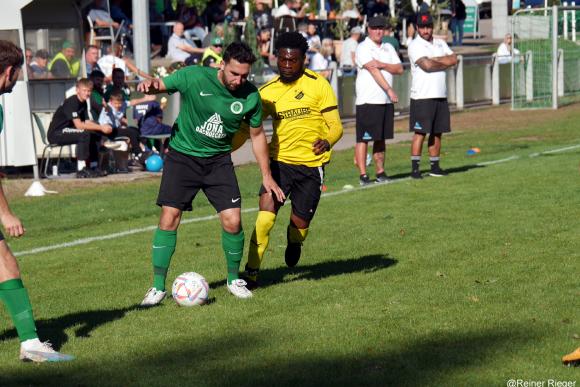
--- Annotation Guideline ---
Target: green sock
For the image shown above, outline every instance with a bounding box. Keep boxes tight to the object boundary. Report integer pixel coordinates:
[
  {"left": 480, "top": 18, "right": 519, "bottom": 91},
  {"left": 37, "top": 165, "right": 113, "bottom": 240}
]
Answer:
[
  {"left": 0, "top": 279, "right": 39, "bottom": 342},
  {"left": 152, "top": 228, "right": 177, "bottom": 291},
  {"left": 222, "top": 229, "right": 244, "bottom": 284}
]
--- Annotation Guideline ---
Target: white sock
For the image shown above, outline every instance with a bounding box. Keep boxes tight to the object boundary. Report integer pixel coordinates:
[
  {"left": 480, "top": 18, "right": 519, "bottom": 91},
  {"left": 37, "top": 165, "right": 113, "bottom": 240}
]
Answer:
[
  {"left": 77, "top": 160, "right": 86, "bottom": 171},
  {"left": 21, "top": 338, "right": 42, "bottom": 350}
]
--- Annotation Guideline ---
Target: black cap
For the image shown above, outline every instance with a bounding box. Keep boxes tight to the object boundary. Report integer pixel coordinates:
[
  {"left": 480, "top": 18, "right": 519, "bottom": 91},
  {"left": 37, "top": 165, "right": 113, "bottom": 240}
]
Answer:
[
  {"left": 368, "top": 16, "right": 388, "bottom": 29},
  {"left": 417, "top": 12, "right": 434, "bottom": 27}
]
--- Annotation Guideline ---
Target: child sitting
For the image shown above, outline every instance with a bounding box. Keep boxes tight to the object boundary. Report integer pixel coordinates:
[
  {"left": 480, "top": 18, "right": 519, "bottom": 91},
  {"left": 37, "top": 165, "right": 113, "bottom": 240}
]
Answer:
[{"left": 133, "top": 96, "right": 172, "bottom": 152}]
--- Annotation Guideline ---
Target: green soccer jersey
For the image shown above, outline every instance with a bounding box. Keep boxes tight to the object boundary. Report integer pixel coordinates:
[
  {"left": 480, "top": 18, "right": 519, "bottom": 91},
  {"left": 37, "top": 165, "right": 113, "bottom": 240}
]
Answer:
[{"left": 163, "top": 66, "right": 262, "bottom": 157}]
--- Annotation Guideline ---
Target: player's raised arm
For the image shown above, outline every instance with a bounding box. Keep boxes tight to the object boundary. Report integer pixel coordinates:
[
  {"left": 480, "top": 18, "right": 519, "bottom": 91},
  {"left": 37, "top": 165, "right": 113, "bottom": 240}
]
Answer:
[{"left": 248, "top": 124, "right": 285, "bottom": 202}]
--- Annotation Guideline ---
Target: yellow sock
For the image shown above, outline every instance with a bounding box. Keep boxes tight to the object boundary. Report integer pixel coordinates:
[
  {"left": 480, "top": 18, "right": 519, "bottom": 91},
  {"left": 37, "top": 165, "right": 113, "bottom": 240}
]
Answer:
[
  {"left": 288, "top": 225, "right": 308, "bottom": 244},
  {"left": 247, "top": 211, "right": 277, "bottom": 280}
]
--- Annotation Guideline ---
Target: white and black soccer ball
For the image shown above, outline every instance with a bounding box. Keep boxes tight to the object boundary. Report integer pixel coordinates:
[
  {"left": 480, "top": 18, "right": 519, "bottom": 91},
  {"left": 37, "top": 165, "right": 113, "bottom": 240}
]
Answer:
[{"left": 171, "top": 272, "right": 209, "bottom": 306}]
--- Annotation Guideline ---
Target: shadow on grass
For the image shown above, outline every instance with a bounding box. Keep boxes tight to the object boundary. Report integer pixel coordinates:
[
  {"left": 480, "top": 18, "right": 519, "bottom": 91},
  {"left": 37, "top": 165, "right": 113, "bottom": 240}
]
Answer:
[
  {"left": 209, "top": 254, "right": 397, "bottom": 289},
  {"left": 0, "top": 304, "right": 142, "bottom": 350},
  {"left": 388, "top": 163, "right": 485, "bottom": 180},
  {"left": 0, "top": 326, "right": 536, "bottom": 386}
]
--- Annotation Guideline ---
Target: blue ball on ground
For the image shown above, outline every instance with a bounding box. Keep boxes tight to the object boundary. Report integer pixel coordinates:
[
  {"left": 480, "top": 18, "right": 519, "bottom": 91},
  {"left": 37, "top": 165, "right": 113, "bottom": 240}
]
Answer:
[{"left": 145, "top": 154, "right": 163, "bottom": 172}]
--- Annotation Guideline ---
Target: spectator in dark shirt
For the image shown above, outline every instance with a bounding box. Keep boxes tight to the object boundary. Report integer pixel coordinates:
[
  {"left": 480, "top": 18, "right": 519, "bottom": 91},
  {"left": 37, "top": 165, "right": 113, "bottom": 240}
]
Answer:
[{"left": 451, "top": 0, "right": 467, "bottom": 46}]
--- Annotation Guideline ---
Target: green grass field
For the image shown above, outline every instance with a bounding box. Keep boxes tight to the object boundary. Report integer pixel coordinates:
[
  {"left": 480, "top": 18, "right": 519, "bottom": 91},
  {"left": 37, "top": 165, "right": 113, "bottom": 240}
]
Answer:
[{"left": 0, "top": 105, "right": 579, "bottom": 386}]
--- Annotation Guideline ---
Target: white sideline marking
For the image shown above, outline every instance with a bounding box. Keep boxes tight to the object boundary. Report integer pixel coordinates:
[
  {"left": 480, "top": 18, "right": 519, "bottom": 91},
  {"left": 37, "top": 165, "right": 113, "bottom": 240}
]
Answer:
[
  {"left": 529, "top": 144, "right": 580, "bottom": 158},
  {"left": 13, "top": 144, "right": 580, "bottom": 258}
]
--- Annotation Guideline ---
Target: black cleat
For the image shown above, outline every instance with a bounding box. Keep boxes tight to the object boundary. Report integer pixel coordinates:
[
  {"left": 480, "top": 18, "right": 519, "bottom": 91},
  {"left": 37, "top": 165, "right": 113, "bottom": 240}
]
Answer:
[
  {"left": 359, "top": 174, "right": 373, "bottom": 186},
  {"left": 375, "top": 172, "right": 389, "bottom": 183},
  {"left": 411, "top": 170, "right": 423, "bottom": 179},
  {"left": 285, "top": 242, "right": 302, "bottom": 268},
  {"left": 429, "top": 166, "right": 448, "bottom": 177}
]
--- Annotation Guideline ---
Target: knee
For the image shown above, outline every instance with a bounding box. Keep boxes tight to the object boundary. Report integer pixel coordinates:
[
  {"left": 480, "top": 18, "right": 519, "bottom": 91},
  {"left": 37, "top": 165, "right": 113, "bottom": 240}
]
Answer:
[
  {"left": 222, "top": 217, "right": 241, "bottom": 234},
  {"left": 159, "top": 207, "right": 181, "bottom": 230}
]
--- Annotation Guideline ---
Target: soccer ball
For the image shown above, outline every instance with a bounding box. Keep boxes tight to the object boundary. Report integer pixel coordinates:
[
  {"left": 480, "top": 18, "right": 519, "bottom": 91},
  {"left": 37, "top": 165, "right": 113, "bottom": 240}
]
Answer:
[{"left": 171, "top": 272, "right": 209, "bottom": 306}]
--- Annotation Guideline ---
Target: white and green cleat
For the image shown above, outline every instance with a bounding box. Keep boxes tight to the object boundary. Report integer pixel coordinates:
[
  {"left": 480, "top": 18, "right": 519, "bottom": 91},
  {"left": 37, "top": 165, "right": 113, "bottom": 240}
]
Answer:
[
  {"left": 227, "top": 279, "right": 253, "bottom": 299},
  {"left": 140, "top": 287, "right": 166, "bottom": 306},
  {"left": 20, "top": 340, "right": 74, "bottom": 362}
]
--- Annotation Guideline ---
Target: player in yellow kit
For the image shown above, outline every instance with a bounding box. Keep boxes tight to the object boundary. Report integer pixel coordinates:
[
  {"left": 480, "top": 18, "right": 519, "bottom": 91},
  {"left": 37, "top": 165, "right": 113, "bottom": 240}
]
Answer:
[{"left": 238, "top": 32, "right": 343, "bottom": 287}]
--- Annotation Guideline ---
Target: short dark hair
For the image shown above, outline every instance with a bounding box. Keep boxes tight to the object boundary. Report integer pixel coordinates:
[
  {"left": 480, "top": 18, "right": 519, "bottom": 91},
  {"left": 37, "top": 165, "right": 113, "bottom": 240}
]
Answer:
[
  {"left": 0, "top": 40, "right": 24, "bottom": 74},
  {"left": 275, "top": 32, "right": 309, "bottom": 56},
  {"left": 222, "top": 42, "right": 257, "bottom": 65},
  {"left": 112, "top": 67, "right": 125, "bottom": 77},
  {"left": 109, "top": 88, "right": 124, "bottom": 101},
  {"left": 89, "top": 69, "right": 105, "bottom": 79}
]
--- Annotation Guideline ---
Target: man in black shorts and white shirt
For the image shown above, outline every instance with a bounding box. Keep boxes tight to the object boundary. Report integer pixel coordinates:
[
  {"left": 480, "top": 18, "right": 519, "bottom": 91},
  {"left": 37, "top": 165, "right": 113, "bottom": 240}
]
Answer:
[
  {"left": 408, "top": 13, "right": 457, "bottom": 179},
  {"left": 354, "top": 16, "right": 403, "bottom": 185}
]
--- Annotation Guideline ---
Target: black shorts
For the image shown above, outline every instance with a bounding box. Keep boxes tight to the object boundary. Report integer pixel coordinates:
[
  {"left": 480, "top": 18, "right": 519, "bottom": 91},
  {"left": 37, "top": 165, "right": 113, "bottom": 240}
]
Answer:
[
  {"left": 157, "top": 149, "right": 241, "bottom": 213},
  {"left": 355, "top": 104, "right": 394, "bottom": 142},
  {"left": 409, "top": 98, "right": 451, "bottom": 134},
  {"left": 259, "top": 160, "right": 324, "bottom": 221}
]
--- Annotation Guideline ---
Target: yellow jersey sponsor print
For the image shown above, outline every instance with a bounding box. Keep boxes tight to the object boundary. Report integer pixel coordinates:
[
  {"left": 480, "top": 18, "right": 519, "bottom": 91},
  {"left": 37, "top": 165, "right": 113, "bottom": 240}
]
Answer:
[{"left": 260, "top": 69, "right": 338, "bottom": 167}]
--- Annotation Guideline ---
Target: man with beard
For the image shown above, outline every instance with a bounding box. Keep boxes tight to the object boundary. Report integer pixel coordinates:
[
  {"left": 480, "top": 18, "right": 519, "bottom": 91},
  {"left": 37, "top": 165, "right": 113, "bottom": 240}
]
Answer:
[
  {"left": 239, "top": 32, "right": 343, "bottom": 288},
  {"left": 137, "top": 42, "right": 284, "bottom": 305},
  {"left": 408, "top": 13, "right": 457, "bottom": 179}
]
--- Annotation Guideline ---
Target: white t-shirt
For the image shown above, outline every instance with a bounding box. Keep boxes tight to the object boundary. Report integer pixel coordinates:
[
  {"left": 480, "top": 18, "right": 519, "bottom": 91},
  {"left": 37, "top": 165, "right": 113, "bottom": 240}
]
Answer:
[
  {"left": 496, "top": 43, "right": 521, "bottom": 64},
  {"left": 355, "top": 37, "right": 401, "bottom": 105},
  {"left": 167, "top": 33, "right": 191, "bottom": 62},
  {"left": 408, "top": 35, "right": 453, "bottom": 99},
  {"left": 340, "top": 37, "right": 358, "bottom": 68},
  {"left": 309, "top": 52, "right": 329, "bottom": 71},
  {"left": 97, "top": 55, "right": 128, "bottom": 78}
]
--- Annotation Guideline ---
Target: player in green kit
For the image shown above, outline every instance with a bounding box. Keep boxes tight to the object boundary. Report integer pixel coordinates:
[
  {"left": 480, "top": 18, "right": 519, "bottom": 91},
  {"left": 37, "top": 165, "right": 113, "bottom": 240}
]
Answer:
[
  {"left": 0, "top": 40, "right": 74, "bottom": 362},
  {"left": 138, "top": 42, "right": 284, "bottom": 305}
]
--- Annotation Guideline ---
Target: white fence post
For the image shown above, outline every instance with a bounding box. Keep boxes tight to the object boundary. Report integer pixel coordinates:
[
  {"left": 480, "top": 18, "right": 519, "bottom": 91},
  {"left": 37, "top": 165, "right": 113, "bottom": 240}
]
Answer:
[
  {"left": 455, "top": 54, "right": 464, "bottom": 110},
  {"left": 492, "top": 54, "right": 500, "bottom": 105},
  {"left": 552, "top": 5, "right": 559, "bottom": 109},
  {"left": 564, "top": 2, "right": 569, "bottom": 40},
  {"left": 572, "top": 2, "right": 577, "bottom": 42},
  {"left": 557, "top": 49, "right": 564, "bottom": 97},
  {"left": 525, "top": 50, "right": 534, "bottom": 102}
]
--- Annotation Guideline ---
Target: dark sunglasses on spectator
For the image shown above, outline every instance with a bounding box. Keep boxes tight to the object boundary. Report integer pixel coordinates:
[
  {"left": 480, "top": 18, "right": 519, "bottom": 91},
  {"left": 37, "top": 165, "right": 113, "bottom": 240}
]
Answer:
[{"left": 214, "top": 44, "right": 223, "bottom": 47}]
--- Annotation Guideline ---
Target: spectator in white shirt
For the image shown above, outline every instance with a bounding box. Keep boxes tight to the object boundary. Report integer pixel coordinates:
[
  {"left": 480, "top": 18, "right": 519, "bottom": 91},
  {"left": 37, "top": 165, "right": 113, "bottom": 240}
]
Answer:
[
  {"left": 167, "top": 22, "right": 205, "bottom": 64},
  {"left": 340, "top": 26, "right": 362, "bottom": 74},
  {"left": 496, "top": 33, "right": 521, "bottom": 64},
  {"left": 274, "top": 0, "right": 307, "bottom": 18}
]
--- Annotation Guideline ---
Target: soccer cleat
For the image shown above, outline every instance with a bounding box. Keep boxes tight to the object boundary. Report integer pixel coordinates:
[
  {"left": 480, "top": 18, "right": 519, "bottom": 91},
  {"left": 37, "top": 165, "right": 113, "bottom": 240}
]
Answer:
[
  {"left": 243, "top": 265, "right": 260, "bottom": 290},
  {"left": 359, "top": 174, "right": 373, "bottom": 186},
  {"left": 429, "top": 166, "right": 448, "bottom": 177},
  {"left": 226, "top": 279, "right": 253, "bottom": 299},
  {"left": 140, "top": 287, "right": 166, "bottom": 306},
  {"left": 562, "top": 347, "right": 580, "bottom": 367},
  {"left": 20, "top": 340, "right": 74, "bottom": 363},
  {"left": 285, "top": 242, "right": 302, "bottom": 267},
  {"left": 375, "top": 172, "right": 389, "bottom": 183},
  {"left": 411, "top": 170, "right": 423, "bottom": 180}
]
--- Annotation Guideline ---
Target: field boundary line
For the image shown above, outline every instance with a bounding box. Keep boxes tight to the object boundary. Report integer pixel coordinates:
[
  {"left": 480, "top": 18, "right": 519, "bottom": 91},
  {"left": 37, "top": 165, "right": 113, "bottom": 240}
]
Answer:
[{"left": 13, "top": 143, "right": 580, "bottom": 258}]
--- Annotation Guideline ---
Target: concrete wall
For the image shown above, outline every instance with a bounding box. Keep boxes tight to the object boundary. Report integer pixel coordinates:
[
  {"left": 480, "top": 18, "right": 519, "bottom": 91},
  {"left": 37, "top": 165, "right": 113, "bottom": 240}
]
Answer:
[{"left": 492, "top": 0, "right": 511, "bottom": 39}]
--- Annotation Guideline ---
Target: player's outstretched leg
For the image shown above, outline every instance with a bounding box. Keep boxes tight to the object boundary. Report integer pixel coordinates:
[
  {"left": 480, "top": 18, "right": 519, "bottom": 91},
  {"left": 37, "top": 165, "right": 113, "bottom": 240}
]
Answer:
[
  {"left": 562, "top": 347, "right": 580, "bottom": 367},
  {"left": 245, "top": 211, "right": 277, "bottom": 288},
  {"left": 285, "top": 224, "right": 308, "bottom": 268},
  {"left": 0, "top": 278, "right": 74, "bottom": 362},
  {"left": 141, "top": 228, "right": 177, "bottom": 306},
  {"left": 223, "top": 229, "right": 252, "bottom": 299}
]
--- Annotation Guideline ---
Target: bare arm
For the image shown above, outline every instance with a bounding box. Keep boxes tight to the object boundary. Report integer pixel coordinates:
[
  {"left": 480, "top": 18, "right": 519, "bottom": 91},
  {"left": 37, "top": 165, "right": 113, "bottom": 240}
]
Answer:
[
  {"left": 178, "top": 43, "right": 205, "bottom": 55},
  {"left": 137, "top": 78, "right": 167, "bottom": 94},
  {"left": 0, "top": 182, "right": 24, "bottom": 237},
  {"left": 128, "top": 93, "right": 156, "bottom": 107},
  {"left": 249, "top": 125, "right": 285, "bottom": 202},
  {"left": 415, "top": 54, "right": 458, "bottom": 73},
  {"left": 72, "top": 118, "right": 112, "bottom": 134},
  {"left": 124, "top": 57, "right": 153, "bottom": 79},
  {"left": 363, "top": 63, "right": 399, "bottom": 103}
]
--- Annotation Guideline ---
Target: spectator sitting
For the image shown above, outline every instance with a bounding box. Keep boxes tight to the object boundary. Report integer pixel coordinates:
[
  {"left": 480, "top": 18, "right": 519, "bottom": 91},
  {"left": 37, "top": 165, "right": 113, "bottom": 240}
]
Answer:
[
  {"left": 88, "top": 0, "right": 132, "bottom": 49},
  {"left": 497, "top": 33, "right": 521, "bottom": 64},
  {"left": 340, "top": 26, "right": 362, "bottom": 75},
  {"left": 177, "top": 0, "right": 207, "bottom": 43},
  {"left": 308, "top": 40, "right": 331, "bottom": 79},
  {"left": 97, "top": 43, "right": 152, "bottom": 81},
  {"left": 47, "top": 78, "right": 112, "bottom": 178},
  {"left": 110, "top": 0, "right": 133, "bottom": 29},
  {"left": 274, "top": 0, "right": 307, "bottom": 18},
  {"left": 98, "top": 89, "right": 145, "bottom": 172},
  {"left": 89, "top": 69, "right": 106, "bottom": 119},
  {"left": 340, "top": 0, "right": 362, "bottom": 29},
  {"left": 104, "top": 68, "right": 156, "bottom": 107},
  {"left": 85, "top": 45, "right": 102, "bottom": 75},
  {"left": 133, "top": 97, "right": 172, "bottom": 152},
  {"left": 48, "top": 41, "right": 80, "bottom": 78},
  {"left": 29, "top": 49, "right": 50, "bottom": 79},
  {"left": 306, "top": 22, "right": 322, "bottom": 53},
  {"left": 254, "top": 1, "right": 274, "bottom": 30},
  {"left": 167, "top": 22, "right": 205, "bottom": 65},
  {"left": 201, "top": 37, "right": 224, "bottom": 68}
]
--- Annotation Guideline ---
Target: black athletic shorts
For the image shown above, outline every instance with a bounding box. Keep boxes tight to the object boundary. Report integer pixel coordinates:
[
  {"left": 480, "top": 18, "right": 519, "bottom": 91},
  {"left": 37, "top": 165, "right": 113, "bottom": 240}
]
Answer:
[
  {"left": 259, "top": 160, "right": 324, "bottom": 221},
  {"left": 355, "top": 103, "right": 394, "bottom": 142},
  {"left": 409, "top": 98, "right": 451, "bottom": 134},
  {"left": 157, "top": 148, "right": 241, "bottom": 213}
]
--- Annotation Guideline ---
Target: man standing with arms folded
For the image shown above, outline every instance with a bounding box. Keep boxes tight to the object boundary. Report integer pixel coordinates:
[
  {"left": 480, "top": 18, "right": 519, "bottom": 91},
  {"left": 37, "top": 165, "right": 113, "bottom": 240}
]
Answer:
[
  {"left": 354, "top": 16, "right": 403, "bottom": 185},
  {"left": 138, "top": 42, "right": 284, "bottom": 305},
  {"left": 0, "top": 40, "right": 74, "bottom": 362},
  {"left": 239, "top": 32, "right": 344, "bottom": 287},
  {"left": 408, "top": 13, "right": 457, "bottom": 179}
]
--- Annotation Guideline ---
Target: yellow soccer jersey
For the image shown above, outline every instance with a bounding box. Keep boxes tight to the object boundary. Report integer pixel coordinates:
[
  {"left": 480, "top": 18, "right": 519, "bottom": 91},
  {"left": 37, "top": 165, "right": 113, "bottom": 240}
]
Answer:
[{"left": 260, "top": 69, "right": 339, "bottom": 167}]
